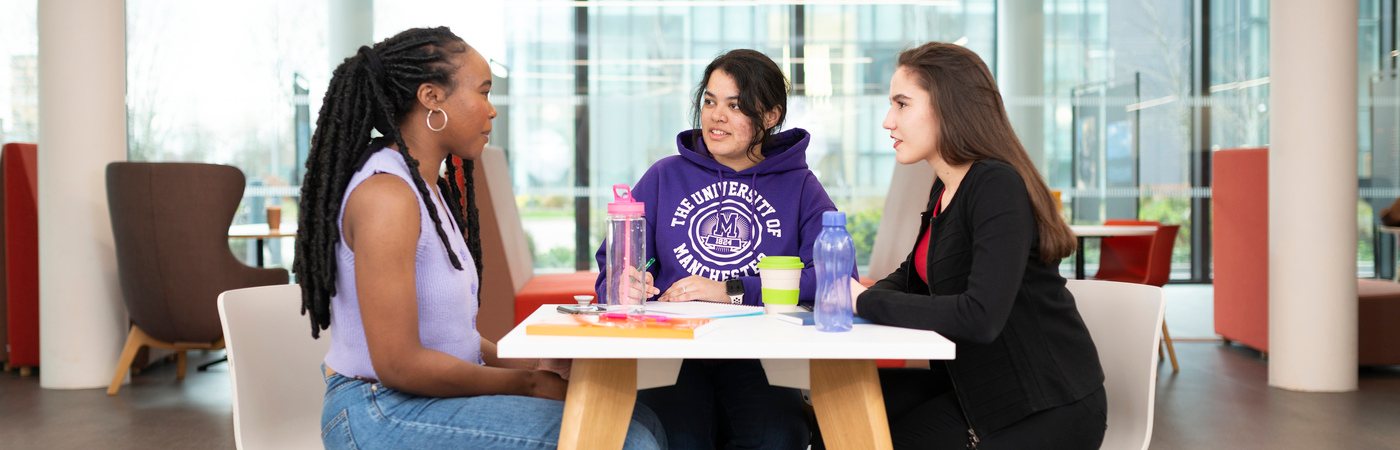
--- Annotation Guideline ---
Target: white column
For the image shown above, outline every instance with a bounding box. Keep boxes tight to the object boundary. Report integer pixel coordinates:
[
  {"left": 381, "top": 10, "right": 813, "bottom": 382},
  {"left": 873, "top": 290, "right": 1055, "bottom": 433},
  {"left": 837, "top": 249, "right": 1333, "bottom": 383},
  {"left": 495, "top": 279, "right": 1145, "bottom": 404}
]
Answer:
[
  {"left": 997, "top": 0, "right": 1045, "bottom": 168},
  {"left": 328, "top": 0, "right": 373, "bottom": 67},
  {"left": 37, "top": 0, "right": 128, "bottom": 389},
  {"left": 1268, "top": 0, "right": 1358, "bottom": 392}
]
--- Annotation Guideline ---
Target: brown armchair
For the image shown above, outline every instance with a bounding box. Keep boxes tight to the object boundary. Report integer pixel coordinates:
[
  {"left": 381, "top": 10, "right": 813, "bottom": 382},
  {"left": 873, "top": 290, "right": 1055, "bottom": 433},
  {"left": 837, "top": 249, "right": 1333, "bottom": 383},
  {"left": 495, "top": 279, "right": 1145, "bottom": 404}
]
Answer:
[{"left": 105, "top": 162, "right": 288, "bottom": 395}]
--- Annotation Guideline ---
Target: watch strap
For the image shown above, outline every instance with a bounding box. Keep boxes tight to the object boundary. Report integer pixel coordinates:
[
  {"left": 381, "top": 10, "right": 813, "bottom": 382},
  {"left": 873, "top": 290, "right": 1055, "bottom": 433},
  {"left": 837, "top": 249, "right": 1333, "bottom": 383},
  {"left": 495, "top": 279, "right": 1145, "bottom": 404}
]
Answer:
[{"left": 726, "top": 278, "right": 744, "bottom": 305}]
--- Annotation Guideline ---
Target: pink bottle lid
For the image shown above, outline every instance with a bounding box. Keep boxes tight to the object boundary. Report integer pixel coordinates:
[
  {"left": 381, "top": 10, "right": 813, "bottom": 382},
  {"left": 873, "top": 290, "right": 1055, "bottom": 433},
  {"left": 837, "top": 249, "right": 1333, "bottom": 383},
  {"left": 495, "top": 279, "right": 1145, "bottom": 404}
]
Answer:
[{"left": 607, "top": 184, "right": 645, "bottom": 216}]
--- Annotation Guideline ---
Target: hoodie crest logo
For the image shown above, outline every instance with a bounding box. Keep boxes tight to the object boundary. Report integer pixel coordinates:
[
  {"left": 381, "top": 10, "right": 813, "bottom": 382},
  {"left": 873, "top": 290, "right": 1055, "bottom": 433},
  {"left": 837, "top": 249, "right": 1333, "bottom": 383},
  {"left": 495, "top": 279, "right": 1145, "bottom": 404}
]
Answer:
[
  {"left": 691, "top": 200, "right": 761, "bottom": 265},
  {"left": 669, "top": 181, "right": 783, "bottom": 274}
]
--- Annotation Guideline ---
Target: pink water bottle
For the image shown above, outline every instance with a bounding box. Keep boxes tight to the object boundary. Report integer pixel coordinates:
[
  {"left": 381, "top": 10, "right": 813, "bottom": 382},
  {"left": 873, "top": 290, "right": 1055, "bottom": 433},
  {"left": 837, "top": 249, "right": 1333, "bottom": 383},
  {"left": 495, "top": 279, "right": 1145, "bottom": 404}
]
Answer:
[{"left": 606, "top": 184, "right": 647, "bottom": 319}]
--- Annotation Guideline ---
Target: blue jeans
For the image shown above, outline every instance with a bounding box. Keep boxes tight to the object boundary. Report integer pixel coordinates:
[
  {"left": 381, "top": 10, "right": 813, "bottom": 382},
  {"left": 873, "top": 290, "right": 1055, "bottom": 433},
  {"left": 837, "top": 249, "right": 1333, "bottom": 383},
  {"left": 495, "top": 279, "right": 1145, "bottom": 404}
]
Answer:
[
  {"left": 321, "top": 367, "right": 666, "bottom": 449},
  {"left": 637, "top": 359, "right": 810, "bottom": 450}
]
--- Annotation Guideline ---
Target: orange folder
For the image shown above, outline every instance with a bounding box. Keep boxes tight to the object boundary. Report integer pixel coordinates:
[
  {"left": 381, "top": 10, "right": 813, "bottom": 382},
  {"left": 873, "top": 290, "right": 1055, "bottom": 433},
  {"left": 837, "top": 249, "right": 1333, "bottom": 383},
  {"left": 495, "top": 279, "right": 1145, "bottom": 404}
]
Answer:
[{"left": 526, "top": 314, "right": 718, "bottom": 339}]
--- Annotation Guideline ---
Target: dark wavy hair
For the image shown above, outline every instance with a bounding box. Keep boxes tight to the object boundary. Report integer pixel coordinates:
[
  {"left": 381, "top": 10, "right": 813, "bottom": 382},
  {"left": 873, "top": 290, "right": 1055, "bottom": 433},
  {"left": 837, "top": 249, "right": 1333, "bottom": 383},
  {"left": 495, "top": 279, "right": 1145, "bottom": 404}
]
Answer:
[
  {"left": 691, "top": 49, "right": 789, "bottom": 160},
  {"left": 897, "top": 42, "right": 1075, "bottom": 263},
  {"left": 294, "top": 27, "right": 483, "bottom": 338}
]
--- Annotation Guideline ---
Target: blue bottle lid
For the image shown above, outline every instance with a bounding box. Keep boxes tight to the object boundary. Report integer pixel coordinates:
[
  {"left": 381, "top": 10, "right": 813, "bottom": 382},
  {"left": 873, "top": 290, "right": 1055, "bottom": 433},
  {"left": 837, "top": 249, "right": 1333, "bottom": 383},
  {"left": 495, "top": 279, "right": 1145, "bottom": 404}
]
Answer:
[{"left": 821, "top": 211, "right": 846, "bottom": 227}]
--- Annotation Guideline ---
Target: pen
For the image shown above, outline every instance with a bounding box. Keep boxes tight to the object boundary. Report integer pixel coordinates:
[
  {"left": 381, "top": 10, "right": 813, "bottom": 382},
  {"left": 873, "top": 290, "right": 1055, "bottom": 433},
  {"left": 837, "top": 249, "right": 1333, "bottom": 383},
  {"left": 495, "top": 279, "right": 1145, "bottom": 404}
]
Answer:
[
  {"left": 630, "top": 258, "right": 656, "bottom": 283},
  {"left": 629, "top": 258, "right": 658, "bottom": 300}
]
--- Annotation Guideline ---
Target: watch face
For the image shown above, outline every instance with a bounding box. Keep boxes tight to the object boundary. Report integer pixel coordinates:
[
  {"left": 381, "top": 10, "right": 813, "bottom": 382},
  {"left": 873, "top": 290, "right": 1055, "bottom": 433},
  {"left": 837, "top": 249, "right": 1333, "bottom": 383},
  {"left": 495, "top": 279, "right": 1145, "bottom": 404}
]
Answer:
[{"left": 726, "top": 278, "right": 744, "bottom": 295}]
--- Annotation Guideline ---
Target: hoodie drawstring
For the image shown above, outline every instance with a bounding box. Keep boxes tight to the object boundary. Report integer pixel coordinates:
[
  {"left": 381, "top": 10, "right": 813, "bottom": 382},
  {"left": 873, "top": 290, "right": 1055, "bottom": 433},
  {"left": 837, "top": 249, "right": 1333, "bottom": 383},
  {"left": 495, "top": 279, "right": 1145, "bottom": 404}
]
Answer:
[{"left": 714, "top": 167, "right": 762, "bottom": 199}]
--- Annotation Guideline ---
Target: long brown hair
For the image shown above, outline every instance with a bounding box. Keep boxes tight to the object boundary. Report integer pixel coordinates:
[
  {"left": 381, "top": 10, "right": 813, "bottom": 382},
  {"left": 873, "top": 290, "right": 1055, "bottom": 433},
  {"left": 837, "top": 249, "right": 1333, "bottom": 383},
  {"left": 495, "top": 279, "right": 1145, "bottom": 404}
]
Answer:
[{"left": 897, "top": 42, "right": 1075, "bottom": 263}]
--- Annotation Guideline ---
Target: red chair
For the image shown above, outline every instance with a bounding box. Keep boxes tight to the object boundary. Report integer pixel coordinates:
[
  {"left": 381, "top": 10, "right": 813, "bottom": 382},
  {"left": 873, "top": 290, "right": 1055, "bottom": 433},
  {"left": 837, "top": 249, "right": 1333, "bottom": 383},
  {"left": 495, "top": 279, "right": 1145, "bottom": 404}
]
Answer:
[
  {"left": 2, "top": 143, "right": 38, "bottom": 376},
  {"left": 1092, "top": 219, "right": 1180, "bottom": 372}
]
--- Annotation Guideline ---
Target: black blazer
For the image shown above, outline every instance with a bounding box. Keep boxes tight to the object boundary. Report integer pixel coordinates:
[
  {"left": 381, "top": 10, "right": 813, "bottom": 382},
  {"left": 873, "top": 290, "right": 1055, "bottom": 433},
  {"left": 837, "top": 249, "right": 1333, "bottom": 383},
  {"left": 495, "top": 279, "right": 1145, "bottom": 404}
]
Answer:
[{"left": 857, "top": 159, "right": 1104, "bottom": 435}]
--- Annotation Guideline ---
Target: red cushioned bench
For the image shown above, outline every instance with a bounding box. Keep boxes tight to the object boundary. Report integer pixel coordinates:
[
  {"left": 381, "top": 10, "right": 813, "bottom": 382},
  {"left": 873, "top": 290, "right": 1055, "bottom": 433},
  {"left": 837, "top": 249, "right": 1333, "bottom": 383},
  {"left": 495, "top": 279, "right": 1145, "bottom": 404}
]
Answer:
[{"left": 1356, "top": 279, "right": 1400, "bottom": 366}]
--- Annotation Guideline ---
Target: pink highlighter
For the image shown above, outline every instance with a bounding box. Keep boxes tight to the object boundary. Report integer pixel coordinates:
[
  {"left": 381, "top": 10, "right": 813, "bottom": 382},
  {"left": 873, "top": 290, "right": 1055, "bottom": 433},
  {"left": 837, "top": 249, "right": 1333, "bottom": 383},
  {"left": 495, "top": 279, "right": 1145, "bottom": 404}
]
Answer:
[{"left": 602, "top": 312, "right": 669, "bottom": 322}]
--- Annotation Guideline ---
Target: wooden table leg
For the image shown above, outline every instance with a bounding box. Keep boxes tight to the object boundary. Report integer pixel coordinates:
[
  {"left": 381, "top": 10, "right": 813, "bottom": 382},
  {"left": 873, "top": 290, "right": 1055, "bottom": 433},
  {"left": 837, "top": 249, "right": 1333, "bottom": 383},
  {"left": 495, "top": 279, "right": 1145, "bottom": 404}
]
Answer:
[
  {"left": 811, "top": 359, "right": 893, "bottom": 450},
  {"left": 558, "top": 359, "right": 638, "bottom": 450}
]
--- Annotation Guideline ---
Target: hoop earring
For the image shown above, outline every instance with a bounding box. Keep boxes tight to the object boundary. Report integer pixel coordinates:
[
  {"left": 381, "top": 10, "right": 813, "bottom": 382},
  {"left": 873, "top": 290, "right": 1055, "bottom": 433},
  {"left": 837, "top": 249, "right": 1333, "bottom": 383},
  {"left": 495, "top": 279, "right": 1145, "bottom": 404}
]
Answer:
[{"left": 426, "top": 108, "right": 448, "bottom": 132}]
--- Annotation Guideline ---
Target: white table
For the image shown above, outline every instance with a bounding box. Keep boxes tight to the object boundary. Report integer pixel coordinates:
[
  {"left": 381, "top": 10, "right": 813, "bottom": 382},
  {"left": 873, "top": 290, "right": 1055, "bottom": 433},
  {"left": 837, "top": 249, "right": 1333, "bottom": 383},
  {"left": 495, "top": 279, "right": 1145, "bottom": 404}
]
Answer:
[
  {"left": 1068, "top": 225, "right": 1158, "bottom": 279},
  {"left": 497, "top": 305, "right": 956, "bottom": 450},
  {"left": 228, "top": 223, "right": 297, "bottom": 267}
]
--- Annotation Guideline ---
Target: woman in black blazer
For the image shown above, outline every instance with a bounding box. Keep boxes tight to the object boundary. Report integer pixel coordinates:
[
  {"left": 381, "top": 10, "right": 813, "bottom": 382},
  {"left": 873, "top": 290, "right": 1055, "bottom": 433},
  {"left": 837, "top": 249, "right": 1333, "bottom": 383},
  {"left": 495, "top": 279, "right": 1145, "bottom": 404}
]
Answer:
[{"left": 850, "top": 42, "right": 1107, "bottom": 449}]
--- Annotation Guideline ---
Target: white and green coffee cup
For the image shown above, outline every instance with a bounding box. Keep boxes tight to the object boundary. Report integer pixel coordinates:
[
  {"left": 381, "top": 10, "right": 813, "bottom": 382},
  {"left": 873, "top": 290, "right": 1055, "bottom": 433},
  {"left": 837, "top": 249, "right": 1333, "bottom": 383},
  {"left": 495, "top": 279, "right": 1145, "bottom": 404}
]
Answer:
[{"left": 757, "top": 256, "right": 804, "bottom": 314}]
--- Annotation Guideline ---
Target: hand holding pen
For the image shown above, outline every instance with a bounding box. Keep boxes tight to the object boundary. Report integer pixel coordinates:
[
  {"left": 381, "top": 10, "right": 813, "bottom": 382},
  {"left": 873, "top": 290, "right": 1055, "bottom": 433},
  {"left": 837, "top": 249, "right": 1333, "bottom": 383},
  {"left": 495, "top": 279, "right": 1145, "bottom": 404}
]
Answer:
[{"left": 625, "top": 257, "right": 660, "bottom": 301}]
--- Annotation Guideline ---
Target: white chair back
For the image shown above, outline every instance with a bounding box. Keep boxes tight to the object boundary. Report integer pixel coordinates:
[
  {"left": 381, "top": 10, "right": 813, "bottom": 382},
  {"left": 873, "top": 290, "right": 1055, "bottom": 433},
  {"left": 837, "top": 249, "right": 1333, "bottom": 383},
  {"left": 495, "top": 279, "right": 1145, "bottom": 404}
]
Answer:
[
  {"left": 1065, "top": 279, "right": 1164, "bottom": 450},
  {"left": 218, "top": 284, "right": 329, "bottom": 450},
  {"left": 867, "top": 162, "right": 935, "bottom": 279}
]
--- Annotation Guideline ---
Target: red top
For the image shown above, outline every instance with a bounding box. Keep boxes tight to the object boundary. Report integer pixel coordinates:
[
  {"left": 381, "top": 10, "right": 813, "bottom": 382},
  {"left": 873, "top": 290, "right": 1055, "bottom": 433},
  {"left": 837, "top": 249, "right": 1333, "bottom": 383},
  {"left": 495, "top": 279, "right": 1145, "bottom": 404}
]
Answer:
[{"left": 915, "top": 190, "right": 942, "bottom": 283}]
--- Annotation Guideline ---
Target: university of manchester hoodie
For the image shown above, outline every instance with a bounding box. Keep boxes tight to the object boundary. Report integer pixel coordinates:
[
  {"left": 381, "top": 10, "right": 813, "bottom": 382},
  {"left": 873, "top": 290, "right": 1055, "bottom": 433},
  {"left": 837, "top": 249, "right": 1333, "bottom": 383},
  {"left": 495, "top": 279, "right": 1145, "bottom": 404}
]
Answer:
[{"left": 594, "top": 128, "right": 847, "bottom": 306}]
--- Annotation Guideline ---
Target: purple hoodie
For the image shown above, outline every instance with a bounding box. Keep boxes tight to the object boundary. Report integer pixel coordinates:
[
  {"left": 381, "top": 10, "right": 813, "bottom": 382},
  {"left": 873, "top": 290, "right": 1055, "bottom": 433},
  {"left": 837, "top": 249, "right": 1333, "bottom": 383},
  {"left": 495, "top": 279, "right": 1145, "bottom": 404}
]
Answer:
[{"left": 594, "top": 128, "right": 850, "bottom": 306}]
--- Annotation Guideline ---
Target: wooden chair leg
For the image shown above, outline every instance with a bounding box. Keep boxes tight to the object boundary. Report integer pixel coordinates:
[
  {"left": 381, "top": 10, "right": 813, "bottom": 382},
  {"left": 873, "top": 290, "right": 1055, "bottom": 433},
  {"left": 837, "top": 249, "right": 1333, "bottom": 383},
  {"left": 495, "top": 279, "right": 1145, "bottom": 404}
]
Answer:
[
  {"left": 175, "top": 351, "right": 187, "bottom": 380},
  {"left": 1162, "top": 320, "right": 1179, "bottom": 373},
  {"left": 107, "top": 326, "right": 148, "bottom": 396}
]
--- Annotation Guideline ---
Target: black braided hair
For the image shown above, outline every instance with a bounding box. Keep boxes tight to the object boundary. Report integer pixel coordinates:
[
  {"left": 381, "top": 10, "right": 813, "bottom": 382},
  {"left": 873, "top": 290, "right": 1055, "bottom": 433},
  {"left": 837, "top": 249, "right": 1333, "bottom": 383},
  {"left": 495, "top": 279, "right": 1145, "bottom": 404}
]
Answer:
[
  {"left": 294, "top": 27, "right": 485, "bottom": 338},
  {"left": 439, "top": 157, "right": 483, "bottom": 279}
]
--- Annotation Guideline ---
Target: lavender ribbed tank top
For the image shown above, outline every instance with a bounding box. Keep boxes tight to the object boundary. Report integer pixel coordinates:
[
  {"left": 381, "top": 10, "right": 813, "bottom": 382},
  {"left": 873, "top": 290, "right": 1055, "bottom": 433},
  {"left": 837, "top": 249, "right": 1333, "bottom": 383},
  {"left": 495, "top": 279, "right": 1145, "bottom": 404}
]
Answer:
[{"left": 324, "top": 148, "right": 482, "bottom": 380}]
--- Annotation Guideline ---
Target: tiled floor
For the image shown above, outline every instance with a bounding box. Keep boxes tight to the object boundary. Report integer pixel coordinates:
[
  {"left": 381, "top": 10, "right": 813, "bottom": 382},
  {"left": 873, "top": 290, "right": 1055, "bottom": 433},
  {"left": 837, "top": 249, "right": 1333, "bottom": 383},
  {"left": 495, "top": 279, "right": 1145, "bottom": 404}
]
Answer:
[
  {"left": 2, "top": 284, "right": 1397, "bottom": 449},
  {"left": 1150, "top": 344, "right": 1400, "bottom": 449},
  {"left": 1, "top": 352, "right": 235, "bottom": 449}
]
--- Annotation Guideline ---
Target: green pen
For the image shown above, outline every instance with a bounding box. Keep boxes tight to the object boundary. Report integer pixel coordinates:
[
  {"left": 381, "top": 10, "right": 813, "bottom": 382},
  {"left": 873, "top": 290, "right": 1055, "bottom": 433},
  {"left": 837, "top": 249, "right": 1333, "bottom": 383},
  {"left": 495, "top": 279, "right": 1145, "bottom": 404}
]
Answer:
[
  {"left": 632, "top": 258, "right": 658, "bottom": 299},
  {"left": 630, "top": 257, "right": 656, "bottom": 282}
]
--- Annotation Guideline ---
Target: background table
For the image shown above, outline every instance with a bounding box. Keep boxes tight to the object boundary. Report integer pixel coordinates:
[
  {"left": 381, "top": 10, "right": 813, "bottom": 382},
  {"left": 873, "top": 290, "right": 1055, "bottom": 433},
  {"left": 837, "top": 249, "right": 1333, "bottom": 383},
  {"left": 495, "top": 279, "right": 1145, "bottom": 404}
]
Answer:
[
  {"left": 218, "top": 224, "right": 297, "bottom": 372},
  {"left": 1068, "top": 225, "right": 1158, "bottom": 279},
  {"left": 1380, "top": 225, "right": 1400, "bottom": 281},
  {"left": 498, "top": 305, "right": 956, "bottom": 450},
  {"left": 228, "top": 223, "right": 297, "bottom": 267}
]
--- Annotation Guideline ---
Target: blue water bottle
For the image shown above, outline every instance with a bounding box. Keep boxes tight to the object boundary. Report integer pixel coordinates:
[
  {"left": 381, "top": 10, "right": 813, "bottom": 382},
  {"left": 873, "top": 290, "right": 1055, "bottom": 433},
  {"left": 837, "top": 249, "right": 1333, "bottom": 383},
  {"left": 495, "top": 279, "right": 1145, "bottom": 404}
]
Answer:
[{"left": 815, "top": 211, "right": 854, "bottom": 332}]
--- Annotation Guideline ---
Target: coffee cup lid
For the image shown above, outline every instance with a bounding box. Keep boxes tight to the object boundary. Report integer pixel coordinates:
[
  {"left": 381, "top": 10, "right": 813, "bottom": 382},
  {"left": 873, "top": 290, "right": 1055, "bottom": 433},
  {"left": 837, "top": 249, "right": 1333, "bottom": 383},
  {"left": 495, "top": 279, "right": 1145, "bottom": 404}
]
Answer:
[{"left": 756, "top": 255, "right": 803, "bottom": 270}]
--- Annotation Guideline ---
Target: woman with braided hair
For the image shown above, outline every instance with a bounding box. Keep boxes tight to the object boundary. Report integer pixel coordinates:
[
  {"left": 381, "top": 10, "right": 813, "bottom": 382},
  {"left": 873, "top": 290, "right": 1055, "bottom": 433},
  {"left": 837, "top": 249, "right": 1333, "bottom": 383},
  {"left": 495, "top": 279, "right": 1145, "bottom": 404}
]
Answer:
[{"left": 297, "top": 27, "right": 664, "bottom": 449}]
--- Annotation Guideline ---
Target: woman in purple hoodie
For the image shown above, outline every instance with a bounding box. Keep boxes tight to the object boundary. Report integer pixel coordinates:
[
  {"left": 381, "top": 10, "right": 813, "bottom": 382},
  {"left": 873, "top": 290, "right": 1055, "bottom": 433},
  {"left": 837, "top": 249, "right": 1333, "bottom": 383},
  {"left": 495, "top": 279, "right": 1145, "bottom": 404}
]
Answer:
[{"left": 593, "top": 49, "right": 836, "bottom": 449}]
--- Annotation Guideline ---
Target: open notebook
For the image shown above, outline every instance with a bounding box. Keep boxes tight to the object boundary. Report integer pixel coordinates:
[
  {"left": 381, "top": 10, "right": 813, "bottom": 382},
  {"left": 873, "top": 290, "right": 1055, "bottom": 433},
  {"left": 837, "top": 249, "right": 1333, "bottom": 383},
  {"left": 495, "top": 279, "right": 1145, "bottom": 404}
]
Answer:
[{"left": 642, "top": 301, "right": 764, "bottom": 319}]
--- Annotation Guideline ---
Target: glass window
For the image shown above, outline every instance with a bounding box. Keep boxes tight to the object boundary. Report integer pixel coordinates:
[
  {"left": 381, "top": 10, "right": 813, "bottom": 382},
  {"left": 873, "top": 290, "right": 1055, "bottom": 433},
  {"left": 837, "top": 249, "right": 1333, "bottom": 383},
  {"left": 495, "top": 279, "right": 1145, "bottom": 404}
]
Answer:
[
  {"left": 117, "top": 2, "right": 991, "bottom": 275},
  {"left": 1207, "top": 0, "right": 1270, "bottom": 281},
  {"left": 119, "top": 1, "right": 1392, "bottom": 283},
  {"left": 456, "top": 2, "right": 996, "bottom": 272},
  {"left": 1045, "top": 0, "right": 1194, "bottom": 279},
  {"left": 0, "top": 0, "right": 38, "bottom": 145},
  {"left": 1209, "top": 0, "right": 1269, "bottom": 150},
  {"left": 126, "top": 0, "right": 330, "bottom": 268},
  {"left": 1362, "top": 0, "right": 1393, "bottom": 277},
  {"left": 1208, "top": 0, "right": 1388, "bottom": 278}
]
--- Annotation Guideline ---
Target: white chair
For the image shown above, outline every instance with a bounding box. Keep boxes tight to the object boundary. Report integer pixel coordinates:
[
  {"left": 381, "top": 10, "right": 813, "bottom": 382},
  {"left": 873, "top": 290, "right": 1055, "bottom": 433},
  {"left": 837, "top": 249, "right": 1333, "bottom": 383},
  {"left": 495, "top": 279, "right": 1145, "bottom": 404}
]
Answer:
[
  {"left": 866, "top": 162, "right": 935, "bottom": 280},
  {"left": 1065, "top": 279, "right": 1164, "bottom": 450},
  {"left": 218, "top": 284, "right": 329, "bottom": 450}
]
